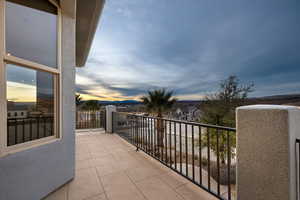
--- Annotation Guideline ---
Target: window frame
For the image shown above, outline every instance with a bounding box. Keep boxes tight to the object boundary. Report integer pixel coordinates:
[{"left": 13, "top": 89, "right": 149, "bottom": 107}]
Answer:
[{"left": 0, "top": 0, "right": 62, "bottom": 157}]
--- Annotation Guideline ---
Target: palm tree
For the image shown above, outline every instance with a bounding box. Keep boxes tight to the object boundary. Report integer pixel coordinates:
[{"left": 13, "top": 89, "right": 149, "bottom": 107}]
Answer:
[
  {"left": 75, "top": 94, "right": 82, "bottom": 106},
  {"left": 141, "top": 89, "right": 177, "bottom": 148}
]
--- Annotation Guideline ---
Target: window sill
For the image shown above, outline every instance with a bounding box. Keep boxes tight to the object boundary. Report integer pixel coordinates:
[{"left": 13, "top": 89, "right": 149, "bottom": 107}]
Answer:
[{"left": 0, "top": 136, "right": 61, "bottom": 158}]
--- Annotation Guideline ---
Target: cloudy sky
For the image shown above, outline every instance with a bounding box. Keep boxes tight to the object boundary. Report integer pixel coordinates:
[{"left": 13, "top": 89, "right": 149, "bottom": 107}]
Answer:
[{"left": 76, "top": 0, "right": 300, "bottom": 101}]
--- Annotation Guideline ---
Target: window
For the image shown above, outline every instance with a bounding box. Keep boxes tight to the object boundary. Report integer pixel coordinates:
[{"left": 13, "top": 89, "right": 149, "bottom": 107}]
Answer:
[
  {"left": 0, "top": 0, "right": 60, "bottom": 152},
  {"left": 6, "top": 1, "right": 58, "bottom": 68},
  {"left": 7, "top": 64, "right": 56, "bottom": 146}
]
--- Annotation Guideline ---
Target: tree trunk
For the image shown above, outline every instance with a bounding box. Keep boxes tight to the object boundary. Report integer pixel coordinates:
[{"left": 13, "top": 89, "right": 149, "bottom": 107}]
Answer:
[{"left": 156, "top": 113, "right": 164, "bottom": 147}]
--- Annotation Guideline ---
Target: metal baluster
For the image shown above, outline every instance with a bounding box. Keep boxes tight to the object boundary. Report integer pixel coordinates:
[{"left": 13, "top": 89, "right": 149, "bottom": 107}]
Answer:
[
  {"left": 216, "top": 128, "right": 220, "bottom": 195},
  {"left": 164, "top": 119, "right": 168, "bottom": 163},
  {"left": 199, "top": 126, "right": 202, "bottom": 185},
  {"left": 22, "top": 118, "right": 25, "bottom": 143},
  {"left": 37, "top": 117, "right": 40, "bottom": 139},
  {"left": 30, "top": 118, "right": 33, "bottom": 141},
  {"left": 179, "top": 122, "right": 182, "bottom": 173},
  {"left": 169, "top": 120, "right": 172, "bottom": 167},
  {"left": 151, "top": 118, "right": 153, "bottom": 155},
  {"left": 192, "top": 125, "right": 195, "bottom": 181},
  {"left": 130, "top": 118, "right": 133, "bottom": 144},
  {"left": 15, "top": 119, "right": 18, "bottom": 144},
  {"left": 161, "top": 119, "right": 164, "bottom": 161},
  {"left": 7, "top": 120, "right": 10, "bottom": 146},
  {"left": 139, "top": 116, "right": 142, "bottom": 149},
  {"left": 185, "top": 123, "right": 188, "bottom": 177},
  {"left": 50, "top": 117, "right": 53, "bottom": 136},
  {"left": 154, "top": 118, "right": 156, "bottom": 156},
  {"left": 298, "top": 141, "right": 300, "bottom": 200},
  {"left": 147, "top": 118, "right": 150, "bottom": 153},
  {"left": 44, "top": 117, "right": 46, "bottom": 137},
  {"left": 142, "top": 117, "right": 145, "bottom": 150},
  {"left": 227, "top": 130, "right": 232, "bottom": 200},
  {"left": 135, "top": 117, "right": 138, "bottom": 147},
  {"left": 174, "top": 121, "right": 177, "bottom": 170},
  {"left": 207, "top": 128, "right": 211, "bottom": 191}
]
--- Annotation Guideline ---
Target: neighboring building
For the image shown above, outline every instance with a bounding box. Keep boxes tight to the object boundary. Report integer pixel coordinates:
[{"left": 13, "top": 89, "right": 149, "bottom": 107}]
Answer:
[
  {"left": 0, "top": 0, "right": 105, "bottom": 199},
  {"left": 169, "top": 105, "right": 201, "bottom": 121}
]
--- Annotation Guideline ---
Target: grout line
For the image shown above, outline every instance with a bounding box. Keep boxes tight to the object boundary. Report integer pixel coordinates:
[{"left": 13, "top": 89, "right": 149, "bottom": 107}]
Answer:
[
  {"left": 125, "top": 170, "right": 150, "bottom": 200},
  {"left": 156, "top": 173, "right": 188, "bottom": 190},
  {"left": 94, "top": 166, "right": 110, "bottom": 200}
]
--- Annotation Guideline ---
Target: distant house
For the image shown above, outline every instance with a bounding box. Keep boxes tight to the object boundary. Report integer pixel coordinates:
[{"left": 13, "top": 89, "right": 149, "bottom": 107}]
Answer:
[
  {"left": 169, "top": 105, "right": 201, "bottom": 121},
  {"left": 7, "top": 110, "right": 28, "bottom": 119}
]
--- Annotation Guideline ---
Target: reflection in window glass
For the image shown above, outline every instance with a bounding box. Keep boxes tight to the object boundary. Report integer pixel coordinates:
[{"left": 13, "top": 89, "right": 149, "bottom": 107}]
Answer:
[
  {"left": 6, "top": 1, "right": 57, "bottom": 67},
  {"left": 6, "top": 64, "right": 55, "bottom": 146}
]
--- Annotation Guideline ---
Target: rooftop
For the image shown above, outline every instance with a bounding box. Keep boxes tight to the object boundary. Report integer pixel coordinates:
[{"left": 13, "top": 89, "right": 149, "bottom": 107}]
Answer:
[{"left": 44, "top": 130, "right": 217, "bottom": 200}]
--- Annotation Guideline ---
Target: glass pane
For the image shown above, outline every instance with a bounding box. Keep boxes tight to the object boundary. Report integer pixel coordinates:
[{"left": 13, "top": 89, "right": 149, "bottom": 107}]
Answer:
[
  {"left": 7, "top": 63, "right": 55, "bottom": 146},
  {"left": 6, "top": 1, "right": 57, "bottom": 68}
]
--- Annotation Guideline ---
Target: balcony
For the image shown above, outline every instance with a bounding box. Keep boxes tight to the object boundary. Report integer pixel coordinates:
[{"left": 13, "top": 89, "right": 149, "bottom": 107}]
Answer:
[{"left": 44, "top": 129, "right": 217, "bottom": 200}]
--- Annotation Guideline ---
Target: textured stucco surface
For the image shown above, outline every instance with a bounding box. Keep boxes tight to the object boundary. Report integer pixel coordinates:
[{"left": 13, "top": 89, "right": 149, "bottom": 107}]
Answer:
[
  {"left": 236, "top": 105, "right": 300, "bottom": 200},
  {"left": 0, "top": 1, "right": 76, "bottom": 199}
]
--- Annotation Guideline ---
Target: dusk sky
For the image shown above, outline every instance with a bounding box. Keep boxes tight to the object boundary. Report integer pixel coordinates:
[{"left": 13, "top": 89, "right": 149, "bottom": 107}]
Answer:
[{"left": 76, "top": 0, "right": 300, "bottom": 101}]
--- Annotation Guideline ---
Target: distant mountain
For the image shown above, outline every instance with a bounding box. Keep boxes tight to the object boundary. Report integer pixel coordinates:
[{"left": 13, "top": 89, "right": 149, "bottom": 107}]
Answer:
[
  {"left": 247, "top": 93, "right": 300, "bottom": 106},
  {"left": 250, "top": 93, "right": 300, "bottom": 100},
  {"left": 98, "top": 100, "right": 141, "bottom": 105}
]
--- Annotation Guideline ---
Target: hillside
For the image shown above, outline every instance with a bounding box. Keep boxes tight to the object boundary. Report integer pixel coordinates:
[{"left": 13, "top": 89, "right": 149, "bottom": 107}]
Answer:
[{"left": 247, "top": 94, "right": 300, "bottom": 106}]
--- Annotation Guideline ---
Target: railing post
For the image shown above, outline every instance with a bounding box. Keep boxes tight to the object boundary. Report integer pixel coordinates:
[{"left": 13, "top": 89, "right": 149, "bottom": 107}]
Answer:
[
  {"left": 105, "top": 105, "right": 116, "bottom": 133},
  {"left": 236, "top": 105, "right": 300, "bottom": 200}
]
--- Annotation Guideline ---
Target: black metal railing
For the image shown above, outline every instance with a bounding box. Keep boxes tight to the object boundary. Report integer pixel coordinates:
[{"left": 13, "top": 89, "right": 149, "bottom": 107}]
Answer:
[
  {"left": 296, "top": 139, "right": 300, "bottom": 200},
  {"left": 113, "top": 112, "right": 236, "bottom": 200},
  {"left": 7, "top": 116, "right": 54, "bottom": 146},
  {"left": 76, "top": 110, "right": 106, "bottom": 130}
]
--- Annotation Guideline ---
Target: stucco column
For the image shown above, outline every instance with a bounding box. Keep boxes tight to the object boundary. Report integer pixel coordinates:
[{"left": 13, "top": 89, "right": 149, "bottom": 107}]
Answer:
[
  {"left": 105, "top": 105, "right": 116, "bottom": 133},
  {"left": 236, "top": 105, "right": 300, "bottom": 200}
]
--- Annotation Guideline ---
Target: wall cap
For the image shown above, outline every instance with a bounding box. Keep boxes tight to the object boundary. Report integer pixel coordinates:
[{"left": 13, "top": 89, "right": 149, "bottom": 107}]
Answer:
[{"left": 237, "top": 104, "right": 299, "bottom": 111}]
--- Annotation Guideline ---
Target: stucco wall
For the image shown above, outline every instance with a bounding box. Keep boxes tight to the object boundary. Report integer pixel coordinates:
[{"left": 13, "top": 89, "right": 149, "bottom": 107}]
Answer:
[
  {"left": 236, "top": 105, "right": 300, "bottom": 200},
  {"left": 0, "top": 1, "right": 76, "bottom": 199}
]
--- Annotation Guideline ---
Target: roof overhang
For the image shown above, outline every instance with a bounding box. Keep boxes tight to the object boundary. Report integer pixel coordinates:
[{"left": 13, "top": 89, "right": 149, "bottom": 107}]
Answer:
[{"left": 76, "top": 0, "right": 105, "bottom": 67}]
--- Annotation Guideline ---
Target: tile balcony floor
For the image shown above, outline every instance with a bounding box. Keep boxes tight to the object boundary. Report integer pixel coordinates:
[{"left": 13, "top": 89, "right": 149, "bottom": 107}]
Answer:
[{"left": 44, "top": 129, "right": 217, "bottom": 200}]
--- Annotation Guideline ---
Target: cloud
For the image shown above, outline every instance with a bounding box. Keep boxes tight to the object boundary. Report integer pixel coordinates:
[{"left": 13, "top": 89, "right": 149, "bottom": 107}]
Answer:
[{"left": 76, "top": 0, "right": 300, "bottom": 100}]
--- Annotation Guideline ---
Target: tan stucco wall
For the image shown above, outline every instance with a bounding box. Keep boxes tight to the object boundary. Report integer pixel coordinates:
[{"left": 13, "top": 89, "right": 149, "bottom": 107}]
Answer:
[{"left": 236, "top": 105, "right": 300, "bottom": 200}]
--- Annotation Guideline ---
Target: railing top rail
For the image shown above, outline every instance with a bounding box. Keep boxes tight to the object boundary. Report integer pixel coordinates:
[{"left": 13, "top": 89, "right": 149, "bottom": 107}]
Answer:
[
  {"left": 7, "top": 116, "right": 54, "bottom": 120},
  {"left": 114, "top": 112, "right": 236, "bottom": 132}
]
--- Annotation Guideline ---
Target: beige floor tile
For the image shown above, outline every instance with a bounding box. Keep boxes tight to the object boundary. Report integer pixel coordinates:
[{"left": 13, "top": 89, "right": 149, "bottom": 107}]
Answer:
[
  {"left": 43, "top": 184, "right": 68, "bottom": 200},
  {"left": 96, "top": 162, "right": 121, "bottom": 177},
  {"left": 101, "top": 171, "right": 146, "bottom": 200},
  {"left": 91, "top": 155, "right": 116, "bottom": 167},
  {"left": 87, "top": 144, "right": 108, "bottom": 153},
  {"left": 68, "top": 168, "right": 104, "bottom": 200},
  {"left": 90, "top": 150, "right": 110, "bottom": 158},
  {"left": 125, "top": 166, "right": 162, "bottom": 182},
  {"left": 175, "top": 182, "right": 218, "bottom": 200},
  {"left": 76, "top": 158, "right": 93, "bottom": 171},
  {"left": 136, "top": 176, "right": 184, "bottom": 200},
  {"left": 76, "top": 151, "right": 92, "bottom": 162},
  {"left": 158, "top": 171, "right": 189, "bottom": 189},
  {"left": 85, "top": 193, "right": 107, "bottom": 200}
]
